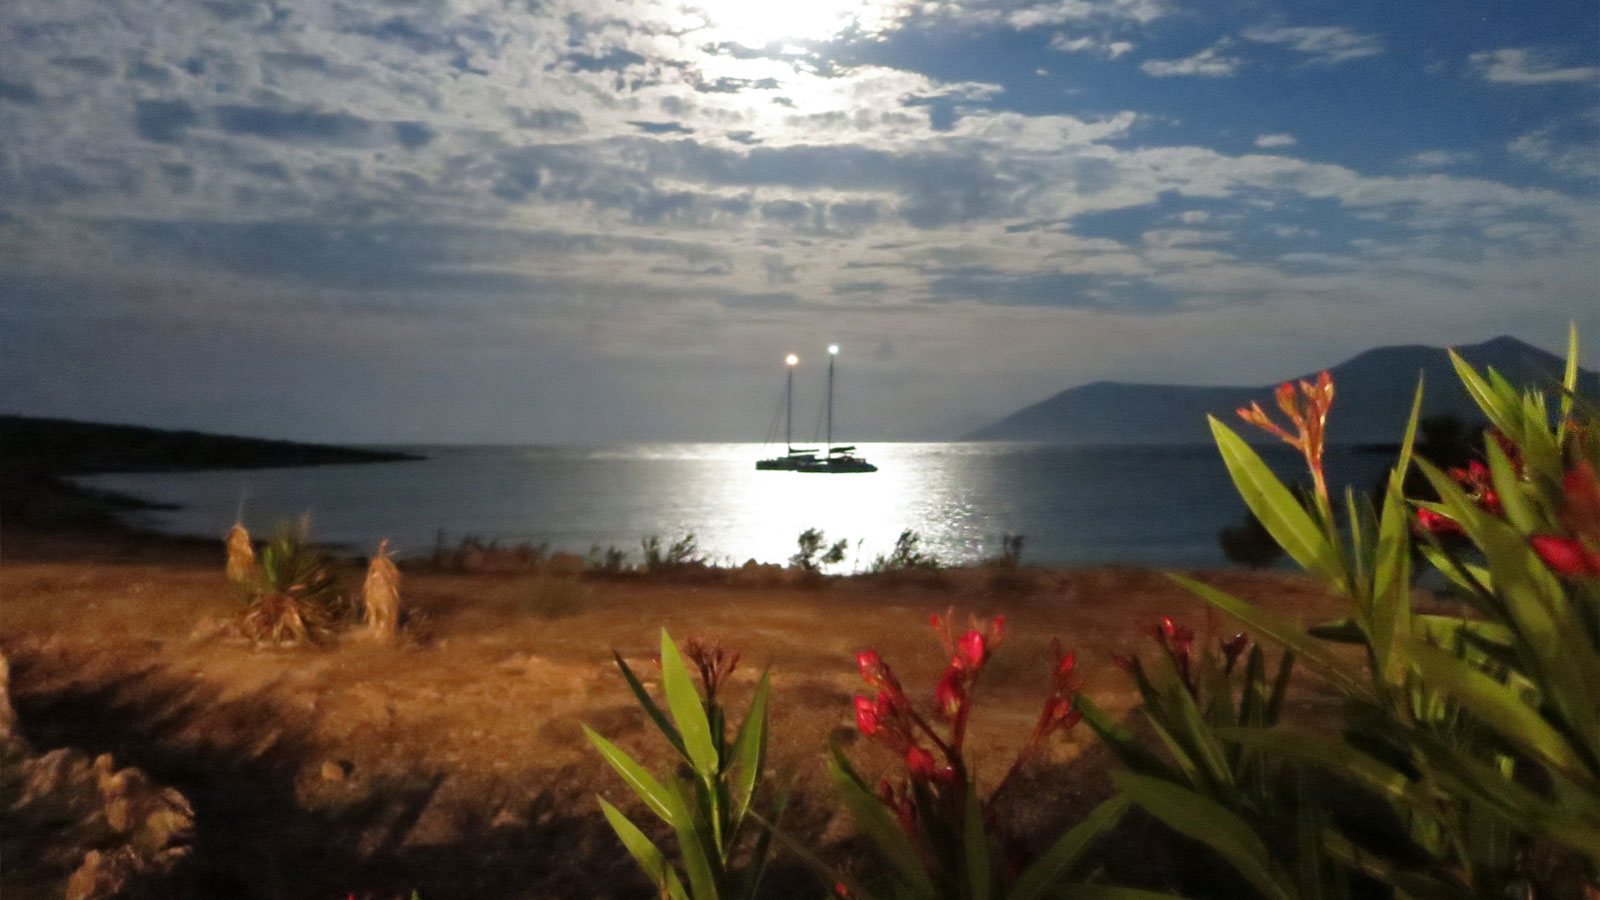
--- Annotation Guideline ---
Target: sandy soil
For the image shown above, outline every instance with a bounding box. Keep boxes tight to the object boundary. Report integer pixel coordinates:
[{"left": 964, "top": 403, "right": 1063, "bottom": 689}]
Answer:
[{"left": 0, "top": 530, "right": 1350, "bottom": 900}]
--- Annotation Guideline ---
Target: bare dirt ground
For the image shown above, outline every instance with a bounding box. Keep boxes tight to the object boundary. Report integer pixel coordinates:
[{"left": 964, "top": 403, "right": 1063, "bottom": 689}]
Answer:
[{"left": 0, "top": 530, "right": 1349, "bottom": 900}]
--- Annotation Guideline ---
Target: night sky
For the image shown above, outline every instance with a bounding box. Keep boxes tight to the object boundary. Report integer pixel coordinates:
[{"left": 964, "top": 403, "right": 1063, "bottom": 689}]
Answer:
[{"left": 2, "top": 0, "right": 1596, "bottom": 443}]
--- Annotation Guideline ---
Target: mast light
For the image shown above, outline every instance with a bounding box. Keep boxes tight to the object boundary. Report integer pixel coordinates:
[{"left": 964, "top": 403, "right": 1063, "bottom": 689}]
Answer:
[
  {"left": 828, "top": 344, "right": 839, "bottom": 355},
  {"left": 785, "top": 353, "right": 799, "bottom": 366}
]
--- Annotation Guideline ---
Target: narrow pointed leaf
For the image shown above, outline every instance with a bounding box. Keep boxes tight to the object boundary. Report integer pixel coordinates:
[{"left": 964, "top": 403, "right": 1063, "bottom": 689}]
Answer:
[
  {"left": 660, "top": 630, "right": 719, "bottom": 778},
  {"left": 1209, "top": 417, "right": 1345, "bottom": 591},
  {"left": 597, "top": 796, "right": 690, "bottom": 900},
  {"left": 615, "top": 651, "right": 687, "bottom": 759},
  {"left": 1076, "top": 695, "right": 1176, "bottom": 778},
  {"left": 1449, "top": 350, "right": 1518, "bottom": 436},
  {"left": 1009, "top": 795, "right": 1132, "bottom": 900},
  {"left": 1406, "top": 640, "right": 1589, "bottom": 781},
  {"left": 1112, "top": 772, "right": 1291, "bottom": 900},
  {"left": 826, "top": 745, "right": 935, "bottom": 896},
  {"left": 585, "top": 726, "right": 679, "bottom": 826},
  {"left": 1169, "top": 573, "right": 1366, "bottom": 699},
  {"left": 728, "top": 671, "right": 770, "bottom": 827}
]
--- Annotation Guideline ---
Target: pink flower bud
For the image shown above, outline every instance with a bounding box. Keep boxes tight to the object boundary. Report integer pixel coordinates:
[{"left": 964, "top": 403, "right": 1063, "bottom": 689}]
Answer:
[
  {"left": 957, "top": 630, "right": 986, "bottom": 669},
  {"left": 1415, "top": 508, "right": 1464, "bottom": 536},
  {"left": 854, "top": 695, "right": 880, "bottom": 735},
  {"left": 935, "top": 666, "right": 965, "bottom": 718},
  {"left": 906, "top": 746, "right": 938, "bottom": 779},
  {"left": 1530, "top": 535, "right": 1600, "bottom": 577}
]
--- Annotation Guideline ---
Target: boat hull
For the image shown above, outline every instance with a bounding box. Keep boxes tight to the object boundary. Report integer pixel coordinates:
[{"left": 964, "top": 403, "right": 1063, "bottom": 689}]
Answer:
[{"left": 755, "top": 456, "right": 877, "bottom": 473}]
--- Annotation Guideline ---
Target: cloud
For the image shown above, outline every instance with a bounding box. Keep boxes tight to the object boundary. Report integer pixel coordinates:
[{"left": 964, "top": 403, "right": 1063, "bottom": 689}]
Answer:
[
  {"left": 1004, "top": 0, "right": 1170, "bottom": 29},
  {"left": 1253, "top": 133, "right": 1296, "bottom": 149},
  {"left": 1471, "top": 48, "right": 1599, "bottom": 85},
  {"left": 1241, "top": 26, "right": 1382, "bottom": 64},
  {"left": 1406, "top": 149, "right": 1475, "bottom": 169},
  {"left": 1509, "top": 122, "right": 1600, "bottom": 178},
  {"left": 1141, "top": 41, "right": 1242, "bottom": 78},
  {"left": 1049, "top": 34, "right": 1135, "bottom": 58}
]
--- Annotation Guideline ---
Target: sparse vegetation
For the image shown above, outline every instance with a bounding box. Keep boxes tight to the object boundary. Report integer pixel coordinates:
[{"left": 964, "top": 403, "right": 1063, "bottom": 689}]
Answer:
[
  {"left": 235, "top": 518, "right": 350, "bottom": 644},
  {"left": 871, "top": 528, "right": 940, "bottom": 572},
  {"left": 789, "top": 527, "right": 848, "bottom": 572},
  {"left": 641, "top": 533, "right": 705, "bottom": 572}
]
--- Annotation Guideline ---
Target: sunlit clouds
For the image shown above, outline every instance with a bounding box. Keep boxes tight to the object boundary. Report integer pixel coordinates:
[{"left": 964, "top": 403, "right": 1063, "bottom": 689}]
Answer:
[{"left": 0, "top": 0, "right": 1595, "bottom": 442}]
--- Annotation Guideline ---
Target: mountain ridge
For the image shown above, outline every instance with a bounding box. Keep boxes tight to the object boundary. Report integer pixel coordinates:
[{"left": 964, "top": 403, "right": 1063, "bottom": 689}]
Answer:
[{"left": 965, "top": 336, "right": 1598, "bottom": 444}]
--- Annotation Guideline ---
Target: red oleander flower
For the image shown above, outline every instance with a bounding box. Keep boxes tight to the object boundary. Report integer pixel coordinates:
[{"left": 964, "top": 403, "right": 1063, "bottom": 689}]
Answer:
[
  {"left": 1221, "top": 633, "right": 1249, "bottom": 673},
  {"left": 1237, "top": 370, "right": 1334, "bottom": 508},
  {"left": 855, "top": 694, "right": 882, "bottom": 735},
  {"left": 905, "top": 746, "right": 939, "bottom": 779},
  {"left": 1530, "top": 535, "right": 1600, "bottom": 577},
  {"left": 1416, "top": 507, "right": 1465, "bottom": 537},
  {"left": 956, "top": 630, "right": 986, "bottom": 669},
  {"left": 934, "top": 665, "right": 965, "bottom": 719},
  {"left": 1561, "top": 462, "right": 1600, "bottom": 539},
  {"left": 684, "top": 637, "right": 740, "bottom": 704},
  {"left": 858, "top": 650, "right": 903, "bottom": 695}
]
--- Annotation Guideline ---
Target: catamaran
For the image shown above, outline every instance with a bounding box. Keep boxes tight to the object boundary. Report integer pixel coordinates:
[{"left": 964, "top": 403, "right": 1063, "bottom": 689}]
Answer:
[{"left": 755, "top": 345, "right": 877, "bottom": 473}]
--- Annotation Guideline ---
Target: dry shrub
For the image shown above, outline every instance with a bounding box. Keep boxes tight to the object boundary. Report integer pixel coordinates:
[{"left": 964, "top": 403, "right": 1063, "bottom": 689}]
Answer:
[
  {"left": 224, "top": 523, "right": 256, "bottom": 586},
  {"left": 361, "top": 539, "right": 400, "bottom": 642},
  {"left": 233, "top": 519, "right": 347, "bottom": 645}
]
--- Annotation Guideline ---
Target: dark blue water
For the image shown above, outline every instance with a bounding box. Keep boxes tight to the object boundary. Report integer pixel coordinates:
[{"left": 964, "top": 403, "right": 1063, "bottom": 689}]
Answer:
[{"left": 76, "top": 442, "right": 1396, "bottom": 568}]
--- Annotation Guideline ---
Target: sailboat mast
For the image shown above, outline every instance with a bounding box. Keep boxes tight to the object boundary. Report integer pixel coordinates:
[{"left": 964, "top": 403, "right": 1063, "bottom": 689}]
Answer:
[
  {"left": 826, "top": 344, "right": 838, "bottom": 452},
  {"left": 784, "top": 353, "right": 798, "bottom": 452}
]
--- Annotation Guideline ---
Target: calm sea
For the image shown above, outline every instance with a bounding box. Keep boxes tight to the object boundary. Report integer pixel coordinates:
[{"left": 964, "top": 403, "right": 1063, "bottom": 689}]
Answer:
[{"left": 75, "top": 442, "right": 1396, "bottom": 569}]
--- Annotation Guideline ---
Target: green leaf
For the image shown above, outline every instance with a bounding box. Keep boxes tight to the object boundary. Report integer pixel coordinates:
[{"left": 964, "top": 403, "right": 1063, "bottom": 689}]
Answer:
[
  {"left": 1484, "top": 437, "right": 1537, "bottom": 534},
  {"left": 1560, "top": 322, "right": 1579, "bottom": 433},
  {"left": 1209, "top": 417, "right": 1346, "bottom": 592},
  {"left": 728, "top": 670, "right": 770, "bottom": 828},
  {"left": 660, "top": 630, "right": 719, "bottom": 779},
  {"left": 614, "top": 651, "right": 688, "bottom": 760},
  {"left": 1076, "top": 695, "right": 1177, "bottom": 779},
  {"left": 1169, "top": 573, "right": 1367, "bottom": 699},
  {"left": 1215, "top": 729, "right": 1434, "bottom": 808},
  {"left": 1111, "top": 772, "right": 1292, "bottom": 900},
  {"left": 1265, "top": 649, "right": 1295, "bottom": 726},
  {"left": 670, "top": 779, "right": 723, "bottom": 900},
  {"left": 1010, "top": 795, "right": 1132, "bottom": 900},
  {"left": 1406, "top": 640, "right": 1589, "bottom": 782},
  {"left": 1416, "top": 543, "right": 1494, "bottom": 597},
  {"left": 964, "top": 781, "right": 992, "bottom": 900},
  {"left": 826, "top": 744, "right": 935, "bottom": 896},
  {"left": 597, "top": 796, "right": 690, "bottom": 900},
  {"left": 585, "top": 726, "right": 679, "bottom": 827},
  {"left": 1449, "top": 350, "right": 1519, "bottom": 437}
]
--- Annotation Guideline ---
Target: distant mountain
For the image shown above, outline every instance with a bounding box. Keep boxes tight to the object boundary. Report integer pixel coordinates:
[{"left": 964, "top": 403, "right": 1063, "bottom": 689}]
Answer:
[{"left": 965, "top": 336, "right": 1599, "bottom": 444}]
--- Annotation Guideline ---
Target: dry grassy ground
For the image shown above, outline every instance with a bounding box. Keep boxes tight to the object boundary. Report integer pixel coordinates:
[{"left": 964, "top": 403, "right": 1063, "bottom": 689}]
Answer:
[{"left": 1, "top": 532, "right": 1349, "bottom": 900}]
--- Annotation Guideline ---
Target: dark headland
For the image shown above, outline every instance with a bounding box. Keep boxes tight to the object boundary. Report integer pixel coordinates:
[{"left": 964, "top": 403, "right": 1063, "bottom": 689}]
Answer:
[
  {"left": 0, "top": 415, "right": 420, "bottom": 549},
  {"left": 967, "top": 335, "right": 1598, "bottom": 444}
]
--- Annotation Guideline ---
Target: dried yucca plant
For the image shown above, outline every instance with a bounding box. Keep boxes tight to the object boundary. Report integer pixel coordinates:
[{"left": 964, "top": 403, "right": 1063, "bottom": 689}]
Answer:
[
  {"left": 362, "top": 539, "right": 400, "bottom": 641},
  {"left": 225, "top": 523, "right": 257, "bottom": 587},
  {"left": 236, "top": 518, "right": 344, "bottom": 646}
]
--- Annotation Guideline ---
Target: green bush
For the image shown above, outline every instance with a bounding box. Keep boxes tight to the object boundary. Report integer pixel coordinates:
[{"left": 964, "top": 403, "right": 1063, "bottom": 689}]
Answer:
[
  {"left": 237, "top": 517, "right": 350, "bottom": 644},
  {"left": 1088, "top": 327, "right": 1599, "bottom": 899},
  {"left": 585, "top": 631, "right": 779, "bottom": 899}
]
